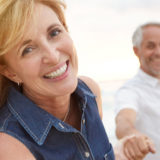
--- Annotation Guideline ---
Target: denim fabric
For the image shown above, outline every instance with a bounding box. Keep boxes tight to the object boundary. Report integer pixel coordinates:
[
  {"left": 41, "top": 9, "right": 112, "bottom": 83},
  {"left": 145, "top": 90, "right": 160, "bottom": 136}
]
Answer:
[{"left": 0, "top": 79, "right": 115, "bottom": 160}]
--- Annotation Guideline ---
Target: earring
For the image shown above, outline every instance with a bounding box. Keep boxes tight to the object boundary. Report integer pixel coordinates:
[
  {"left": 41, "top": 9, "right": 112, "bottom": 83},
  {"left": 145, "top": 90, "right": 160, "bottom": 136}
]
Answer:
[{"left": 17, "top": 82, "right": 21, "bottom": 86}]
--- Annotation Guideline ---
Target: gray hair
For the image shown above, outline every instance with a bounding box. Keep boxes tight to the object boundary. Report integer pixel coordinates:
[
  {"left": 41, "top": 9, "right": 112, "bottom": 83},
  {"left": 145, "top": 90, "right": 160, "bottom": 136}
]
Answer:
[{"left": 132, "top": 22, "right": 160, "bottom": 48}]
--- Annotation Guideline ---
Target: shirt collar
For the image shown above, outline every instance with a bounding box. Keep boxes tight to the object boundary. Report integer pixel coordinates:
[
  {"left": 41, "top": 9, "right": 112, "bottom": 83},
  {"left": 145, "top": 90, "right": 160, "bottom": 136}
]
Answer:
[
  {"left": 75, "top": 79, "right": 96, "bottom": 106},
  {"left": 6, "top": 79, "right": 95, "bottom": 145},
  {"left": 138, "top": 68, "right": 160, "bottom": 87},
  {"left": 7, "top": 87, "right": 53, "bottom": 145}
]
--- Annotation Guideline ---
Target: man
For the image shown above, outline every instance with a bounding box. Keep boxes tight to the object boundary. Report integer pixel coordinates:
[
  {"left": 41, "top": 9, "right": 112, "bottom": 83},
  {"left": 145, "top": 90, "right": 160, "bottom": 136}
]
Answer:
[{"left": 115, "top": 22, "right": 160, "bottom": 160}]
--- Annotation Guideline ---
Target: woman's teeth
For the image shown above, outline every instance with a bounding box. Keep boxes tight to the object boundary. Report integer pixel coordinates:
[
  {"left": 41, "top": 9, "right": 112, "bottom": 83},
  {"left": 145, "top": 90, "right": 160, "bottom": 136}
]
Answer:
[{"left": 44, "top": 63, "right": 67, "bottom": 79}]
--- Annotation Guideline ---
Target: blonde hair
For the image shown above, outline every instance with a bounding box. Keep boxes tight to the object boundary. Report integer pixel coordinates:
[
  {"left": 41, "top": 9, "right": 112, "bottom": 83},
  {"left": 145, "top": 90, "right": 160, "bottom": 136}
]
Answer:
[{"left": 0, "top": 0, "right": 67, "bottom": 107}]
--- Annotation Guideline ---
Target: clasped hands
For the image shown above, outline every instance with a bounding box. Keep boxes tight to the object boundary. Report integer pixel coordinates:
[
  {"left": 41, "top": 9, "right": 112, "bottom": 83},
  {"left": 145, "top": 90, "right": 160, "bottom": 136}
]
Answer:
[{"left": 114, "top": 132, "right": 156, "bottom": 160}]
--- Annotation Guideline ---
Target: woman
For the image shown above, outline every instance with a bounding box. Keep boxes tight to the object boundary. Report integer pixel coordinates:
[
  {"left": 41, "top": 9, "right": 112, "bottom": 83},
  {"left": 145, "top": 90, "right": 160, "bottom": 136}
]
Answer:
[{"left": 0, "top": 0, "right": 115, "bottom": 159}]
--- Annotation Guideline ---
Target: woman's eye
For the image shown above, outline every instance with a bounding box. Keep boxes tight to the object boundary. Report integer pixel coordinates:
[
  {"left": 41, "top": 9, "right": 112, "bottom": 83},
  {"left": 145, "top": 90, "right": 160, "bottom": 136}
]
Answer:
[
  {"left": 22, "top": 47, "right": 33, "bottom": 56},
  {"left": 50, "top": 29, "right": 61, "bottom": 38}
]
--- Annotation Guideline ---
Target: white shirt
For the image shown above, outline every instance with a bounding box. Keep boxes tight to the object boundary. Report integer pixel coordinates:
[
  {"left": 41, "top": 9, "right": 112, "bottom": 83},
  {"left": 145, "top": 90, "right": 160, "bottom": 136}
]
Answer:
[{"left": 115, "top": 69, "right": 160, "bottom": 160}]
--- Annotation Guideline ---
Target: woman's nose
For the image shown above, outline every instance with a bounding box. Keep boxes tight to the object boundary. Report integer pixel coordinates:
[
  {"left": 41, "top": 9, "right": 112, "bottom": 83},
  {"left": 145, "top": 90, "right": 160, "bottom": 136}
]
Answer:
[{"left": 42, "top": 46, "right": 60, "bottom": 65}]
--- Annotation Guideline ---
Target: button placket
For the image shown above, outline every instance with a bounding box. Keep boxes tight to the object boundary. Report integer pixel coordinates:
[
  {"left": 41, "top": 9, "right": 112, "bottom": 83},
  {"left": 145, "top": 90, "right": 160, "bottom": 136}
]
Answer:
[
  {"left": 74, "top": 133, "right": 95, "bottom": 160},
  {"left": 82, "top": 119, "right": 85, "bottom": 124}
]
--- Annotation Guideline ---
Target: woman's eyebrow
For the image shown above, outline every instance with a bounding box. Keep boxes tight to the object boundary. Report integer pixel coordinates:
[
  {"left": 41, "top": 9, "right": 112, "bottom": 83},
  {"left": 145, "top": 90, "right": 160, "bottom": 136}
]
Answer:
[
  {"left": 21, "top": 40, "right": 32, "bottom": 47},
  {"left": 18, "top": 40, "right": 32, "bottom": 53},
  {"left": 18, "top": 24, "right": 61, "bottom": 51},
  {"left": 47, "top": 24, "right": 61, "bottom": 32}
]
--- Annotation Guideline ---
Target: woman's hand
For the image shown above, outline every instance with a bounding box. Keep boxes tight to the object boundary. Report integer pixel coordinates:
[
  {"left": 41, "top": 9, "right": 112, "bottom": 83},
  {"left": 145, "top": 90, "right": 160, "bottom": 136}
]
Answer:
[
  {"left": 114, "top": 138, "right": 128, "bottom": 160},
  {"left": 114, "top": 133, "right": 156, "bottom": 160}
]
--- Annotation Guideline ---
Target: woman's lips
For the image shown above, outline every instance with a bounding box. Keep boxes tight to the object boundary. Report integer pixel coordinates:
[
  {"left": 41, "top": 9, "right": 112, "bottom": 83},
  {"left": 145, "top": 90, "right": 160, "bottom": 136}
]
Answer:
[{"left": 43, "top": 60, "right": 69, "bottom": 79}]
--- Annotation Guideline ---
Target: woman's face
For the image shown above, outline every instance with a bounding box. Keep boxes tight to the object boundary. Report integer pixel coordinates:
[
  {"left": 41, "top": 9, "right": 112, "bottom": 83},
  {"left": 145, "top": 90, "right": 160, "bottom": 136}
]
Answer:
[{"left": 3, "top": 3, "right": 78, "bottom": 99}]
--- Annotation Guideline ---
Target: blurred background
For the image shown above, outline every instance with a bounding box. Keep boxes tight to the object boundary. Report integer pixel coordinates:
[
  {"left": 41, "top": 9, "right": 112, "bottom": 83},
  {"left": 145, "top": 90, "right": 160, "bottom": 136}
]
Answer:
[{"left": 65, "top": 0, "right": 160, "bottom": 145}]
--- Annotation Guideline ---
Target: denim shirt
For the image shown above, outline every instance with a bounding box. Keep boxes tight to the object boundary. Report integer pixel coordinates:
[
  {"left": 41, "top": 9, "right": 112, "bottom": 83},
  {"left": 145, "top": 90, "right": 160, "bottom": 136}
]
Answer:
[{"left": 0, "top": 79, "right": 115, "bottom": 160}]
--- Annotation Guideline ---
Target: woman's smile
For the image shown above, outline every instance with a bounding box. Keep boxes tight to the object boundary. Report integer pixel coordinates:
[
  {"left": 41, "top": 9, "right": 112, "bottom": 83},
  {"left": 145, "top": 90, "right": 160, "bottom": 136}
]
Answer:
[
  {"left": 2, "top": 3, "right": 78, "bottom": 98},
  {"left": 43, "top": 60, "right": 69, "bottom": 80}
]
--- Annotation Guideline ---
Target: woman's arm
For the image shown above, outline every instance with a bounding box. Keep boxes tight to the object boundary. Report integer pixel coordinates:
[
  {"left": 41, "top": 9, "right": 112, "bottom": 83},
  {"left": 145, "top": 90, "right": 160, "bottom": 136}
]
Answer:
[{"left": 0, "top": 132, "right": 36, "bottom": 160}]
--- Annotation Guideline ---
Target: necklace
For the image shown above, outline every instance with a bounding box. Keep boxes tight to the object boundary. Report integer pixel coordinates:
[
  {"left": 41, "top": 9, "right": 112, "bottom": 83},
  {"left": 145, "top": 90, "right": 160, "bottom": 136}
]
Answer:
[{"left": 62, "top": 102, "right": 71, "bottom": 122}]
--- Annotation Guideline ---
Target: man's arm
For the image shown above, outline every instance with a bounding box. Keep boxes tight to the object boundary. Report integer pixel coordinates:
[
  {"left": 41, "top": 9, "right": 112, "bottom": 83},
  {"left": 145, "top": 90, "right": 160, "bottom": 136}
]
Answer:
[
  {"left": 116, "top": 108, "right": 137, "bottom": 138},
  {"left": 116, "top": 109, "right": 156, "bottom": 160}
]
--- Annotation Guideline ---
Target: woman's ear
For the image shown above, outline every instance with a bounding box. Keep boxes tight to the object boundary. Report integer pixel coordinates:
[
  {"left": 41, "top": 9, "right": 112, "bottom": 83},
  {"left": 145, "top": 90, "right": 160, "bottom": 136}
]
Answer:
[{"left": 0, "top": 65, "right": 22, "bottom": 84}]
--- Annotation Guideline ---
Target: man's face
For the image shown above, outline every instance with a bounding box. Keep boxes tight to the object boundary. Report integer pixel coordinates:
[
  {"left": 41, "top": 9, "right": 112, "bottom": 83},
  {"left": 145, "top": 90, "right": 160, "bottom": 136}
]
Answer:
[{"left": 134, "top": 26, "right": 160, "bottom": 78}]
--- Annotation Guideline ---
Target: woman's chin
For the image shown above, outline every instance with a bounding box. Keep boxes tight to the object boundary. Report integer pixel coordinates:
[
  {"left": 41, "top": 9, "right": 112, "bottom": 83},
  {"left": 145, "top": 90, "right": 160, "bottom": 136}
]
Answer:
[{"left": 46, "top": 76, "right": 78, "bottom": 96}]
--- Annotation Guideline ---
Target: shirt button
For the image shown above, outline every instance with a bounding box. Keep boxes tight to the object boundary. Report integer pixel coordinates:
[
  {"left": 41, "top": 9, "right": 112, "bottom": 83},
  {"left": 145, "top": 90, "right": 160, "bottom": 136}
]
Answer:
[
  {"left": 82, "top": 119, "right": 85, "bottom": 124},
  {"left": 58, "top": 122, "right": 65, "bottom": 129},
  {"left": 104, "top": 153, "right": 108, "bottom": 160},
  {"left": 84, "top": 152, "right": 90, "bottom": 158}
]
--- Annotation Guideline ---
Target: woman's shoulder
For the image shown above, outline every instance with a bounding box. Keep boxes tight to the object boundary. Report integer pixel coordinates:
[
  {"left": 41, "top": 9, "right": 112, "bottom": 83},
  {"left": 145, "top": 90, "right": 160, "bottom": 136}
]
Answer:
[
  {"left": 78, "top": 76, "right": 100, "bottom": 95},
  {"left": 0, "top": 132, "right": 36, "bottom": 160},
  {"left": 79, "top": 76, "right": 103, "bottom": 118}
]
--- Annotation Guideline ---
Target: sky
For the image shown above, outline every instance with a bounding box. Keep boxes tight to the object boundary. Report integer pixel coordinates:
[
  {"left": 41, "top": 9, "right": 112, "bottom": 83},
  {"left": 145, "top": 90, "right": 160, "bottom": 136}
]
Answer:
[{"left": 65, "top": 0, "right": 160, "bottom": 82}]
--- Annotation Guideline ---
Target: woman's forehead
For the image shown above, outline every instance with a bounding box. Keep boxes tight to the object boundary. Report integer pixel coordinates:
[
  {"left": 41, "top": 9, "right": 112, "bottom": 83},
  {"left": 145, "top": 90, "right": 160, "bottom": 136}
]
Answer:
[{"left": 22, "top": 3, "right": 61, "bottom": 39}]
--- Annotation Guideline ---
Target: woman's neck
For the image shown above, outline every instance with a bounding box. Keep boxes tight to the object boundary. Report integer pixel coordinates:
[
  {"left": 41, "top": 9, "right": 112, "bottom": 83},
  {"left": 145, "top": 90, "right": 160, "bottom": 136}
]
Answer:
[{"left": 23, "top": 88, "right": 71, "bottom": 121}]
